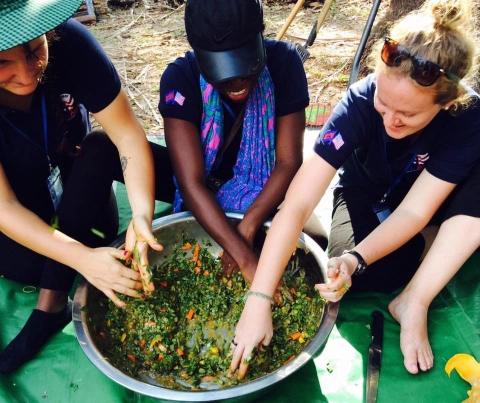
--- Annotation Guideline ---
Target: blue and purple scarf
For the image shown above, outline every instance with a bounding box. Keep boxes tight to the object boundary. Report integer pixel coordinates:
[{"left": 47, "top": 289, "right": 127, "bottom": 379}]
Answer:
[{"left": 173, "top": 67, "right": 276, "bottom": 213}]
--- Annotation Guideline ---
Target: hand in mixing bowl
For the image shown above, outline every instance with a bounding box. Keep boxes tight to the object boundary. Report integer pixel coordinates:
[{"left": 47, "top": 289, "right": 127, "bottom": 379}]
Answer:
[
  {"left": 229, "top": 292, "right": 273, "bottom": 379},
  {"left": 124, "top": 215, "right": 164, "bottom": 295}
]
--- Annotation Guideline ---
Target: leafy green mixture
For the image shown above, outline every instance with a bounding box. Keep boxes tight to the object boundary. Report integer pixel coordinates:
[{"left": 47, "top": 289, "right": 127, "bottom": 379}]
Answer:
[{"left": 91, "top": 240, "right": 325, "bottom": 390}]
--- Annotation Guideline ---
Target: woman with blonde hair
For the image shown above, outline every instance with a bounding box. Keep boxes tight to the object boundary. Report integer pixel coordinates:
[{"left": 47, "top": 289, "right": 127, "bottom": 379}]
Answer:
[{"left": 229, "top": 0, "right": 480, "bottom": 378}]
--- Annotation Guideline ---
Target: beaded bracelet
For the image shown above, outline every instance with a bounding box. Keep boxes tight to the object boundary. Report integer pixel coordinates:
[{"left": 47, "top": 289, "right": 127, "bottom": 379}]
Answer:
[{"left": 245, "top": 290, "right": 274, "bottom": 304}]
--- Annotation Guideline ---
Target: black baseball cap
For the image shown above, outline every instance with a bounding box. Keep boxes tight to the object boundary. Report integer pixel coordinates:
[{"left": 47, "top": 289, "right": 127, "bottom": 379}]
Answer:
[{"left": 185, "top": 0, "right": 266, "bottom": 84}]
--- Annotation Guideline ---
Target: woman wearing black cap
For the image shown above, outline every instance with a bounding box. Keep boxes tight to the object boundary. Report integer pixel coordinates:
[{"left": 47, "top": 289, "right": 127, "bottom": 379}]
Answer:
[
  {"left": 159, "top": 0, "right": 309, "bottom": 281},
  {"left": 0, "top": 0, "right": 175, "bottom": 373}
]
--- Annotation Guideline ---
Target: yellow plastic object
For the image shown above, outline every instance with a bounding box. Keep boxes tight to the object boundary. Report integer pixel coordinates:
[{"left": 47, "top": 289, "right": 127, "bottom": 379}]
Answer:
[{"left": 445, "top": 353, "right": 480, "bottom": 402}]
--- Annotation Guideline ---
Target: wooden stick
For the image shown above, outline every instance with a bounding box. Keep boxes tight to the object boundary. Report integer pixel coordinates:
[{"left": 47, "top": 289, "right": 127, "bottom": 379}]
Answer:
[
  {"left": 276, "top": 0, "right": 306, "bottom": 40},
  {"left": 315, "top": 0, "right": 336, "bottom": 32}
]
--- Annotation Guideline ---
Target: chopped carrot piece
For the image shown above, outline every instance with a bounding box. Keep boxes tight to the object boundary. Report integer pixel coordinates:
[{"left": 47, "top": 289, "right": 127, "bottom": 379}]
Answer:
[
  {"left": 182, "top": 242, "right": 192, "bottom": 250},
  {"left": 290, "top": 331, "right": 302, "bottom": 341},
  {"left": 284, "top": 355, "right": 296, "bottom": 365},
  {"left": 203, "top": 270, "right": 210, "bottom": 277},
  {"left": 139, "top": 339, "right": 146, "bottom": 349},
  {"left": 186, "top": 308, "right": 195, "bottom": 320},
  {"left": 191, "top": 243, "right": 200, "bottom": 263},
  {"left": 194, "top": 266, "right": 201, "bottom": 274},
  {"left": 127, "top": 354, "right": 136, "bottom": 362},
  {"left": 158, "top": 354, "right": 164, "bottom": 361},
  {"left": 176, "top": 347, "right": 185, "bottom": 357}
]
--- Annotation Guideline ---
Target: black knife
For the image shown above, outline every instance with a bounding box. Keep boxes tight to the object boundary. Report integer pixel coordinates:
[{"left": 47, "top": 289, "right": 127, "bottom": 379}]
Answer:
[{"left": 366, "top": 310, "right": 384, "bottom": 403}]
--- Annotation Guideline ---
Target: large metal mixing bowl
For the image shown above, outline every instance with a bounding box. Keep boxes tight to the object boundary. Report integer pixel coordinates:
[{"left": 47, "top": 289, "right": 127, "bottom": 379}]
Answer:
[{"left": 73, "top": 212, "right": 338, "bottom": 402}]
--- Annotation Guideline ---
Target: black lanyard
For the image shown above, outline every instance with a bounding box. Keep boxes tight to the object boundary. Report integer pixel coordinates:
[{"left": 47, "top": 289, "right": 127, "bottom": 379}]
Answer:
[{"left": 379, "top": 153, "right": 417, "bottom": 204}]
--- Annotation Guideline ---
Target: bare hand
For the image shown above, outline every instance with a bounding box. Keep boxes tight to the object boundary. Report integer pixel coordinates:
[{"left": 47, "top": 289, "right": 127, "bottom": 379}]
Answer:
[
  {"left": 220, "top": 248, "right": 257, "bottom": 283},
  {"left": 314, "top": 255, "right": 356, "bottom": 302},
  {"left": 77, "top": 247, "right": 142, "bottom": 308},
  {"left": 229, "top": 296, "right": 273, "bottom": 379},
  {"left": 220, "top": 250, "right": 239, "bottom": 277},
  {"left": 124, "top": 215, "right": 164, "bottom": 294}
]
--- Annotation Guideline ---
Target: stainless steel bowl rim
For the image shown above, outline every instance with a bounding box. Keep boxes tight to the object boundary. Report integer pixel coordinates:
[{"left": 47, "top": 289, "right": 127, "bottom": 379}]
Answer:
[{"left": 73, "top": 211, "right": 339, "bottom": 401}]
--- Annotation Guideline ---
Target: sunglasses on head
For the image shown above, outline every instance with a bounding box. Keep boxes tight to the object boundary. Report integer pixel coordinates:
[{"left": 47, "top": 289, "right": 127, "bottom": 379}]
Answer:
[{"left": 381, "top": 37, "right": 458, "bottom": 86}]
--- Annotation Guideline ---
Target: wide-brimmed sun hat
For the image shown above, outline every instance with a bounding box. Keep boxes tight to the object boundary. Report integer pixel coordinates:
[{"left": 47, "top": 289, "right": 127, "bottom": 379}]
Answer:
[{"left": 0, "top": 0, "right": 82, "bottom": 52}]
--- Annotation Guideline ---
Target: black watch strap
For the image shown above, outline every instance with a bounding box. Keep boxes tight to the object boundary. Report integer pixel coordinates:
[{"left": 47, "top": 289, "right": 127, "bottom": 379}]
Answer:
[{"left": 343, "top": 250, "right": 368, "bottom": 276}]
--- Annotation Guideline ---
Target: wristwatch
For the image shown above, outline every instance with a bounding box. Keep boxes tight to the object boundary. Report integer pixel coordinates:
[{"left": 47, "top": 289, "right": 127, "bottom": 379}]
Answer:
[{"left": 343, "top": 250, "right": 368, "bottom": 276}]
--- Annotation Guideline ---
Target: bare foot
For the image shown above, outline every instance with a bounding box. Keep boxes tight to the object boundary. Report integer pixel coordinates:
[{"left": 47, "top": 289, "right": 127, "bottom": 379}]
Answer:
[{"left": 388, "top": 292, "right": 434, "bottom": 374}]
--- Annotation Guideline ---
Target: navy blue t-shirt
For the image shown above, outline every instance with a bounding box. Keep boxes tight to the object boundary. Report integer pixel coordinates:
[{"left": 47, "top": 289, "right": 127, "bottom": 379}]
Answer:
[
  {"left": 158, "top": 39, "right": 309, "bottom": 183},
  {"left": 314, "top": 74, "right": 480, "bottom": 202},
  {"left": 0, "top": 19, "right": 121, "bottom": 221}
]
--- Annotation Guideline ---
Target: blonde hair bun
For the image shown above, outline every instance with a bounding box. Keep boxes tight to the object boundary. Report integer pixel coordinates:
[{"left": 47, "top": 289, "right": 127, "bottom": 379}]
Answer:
[{"left": 427, "top": 0, "right": 472, "bottom": 31}]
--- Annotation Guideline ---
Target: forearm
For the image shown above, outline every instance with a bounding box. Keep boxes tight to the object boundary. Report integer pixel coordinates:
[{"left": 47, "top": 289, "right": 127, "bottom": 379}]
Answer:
[
  {"left": 182, "top": 182, "right": 255, "bottom": 266},
  {"left": 250, "top": 203, "right": 308, "bottom": 295},
  {"left": 406, "top": 215, "right": 480, "bottom": 305},
  {"left": 0, "top": 200, "right": 88, "bottom": 272},
  {"left": 116, "top": 130, "right": 155, "bottom": 221},
  {"left": 355, "top": 207, "right": 429, "bottom": 264},
  {"left": 355, "top": 170, "right": 455, "bottom": 265},
  {"left": 242, "top": 161, "right": 300, "bottom": 236},
  {"left": 249, "top": 155, "right": 336, "bottom": 295},
  {"left": 94, "top": 90, "right": 155, "bottom": 221}
]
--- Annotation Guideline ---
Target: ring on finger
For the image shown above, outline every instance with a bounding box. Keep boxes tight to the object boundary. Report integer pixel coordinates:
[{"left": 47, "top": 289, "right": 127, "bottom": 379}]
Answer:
[{"left": 341, "top": 283, "right": 350, "bottom": 294}]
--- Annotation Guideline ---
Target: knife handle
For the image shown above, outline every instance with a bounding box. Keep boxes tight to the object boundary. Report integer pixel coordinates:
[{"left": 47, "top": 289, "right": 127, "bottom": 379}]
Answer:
[{"left": 371, "top": 310, "right": 384, "bottom": 350}]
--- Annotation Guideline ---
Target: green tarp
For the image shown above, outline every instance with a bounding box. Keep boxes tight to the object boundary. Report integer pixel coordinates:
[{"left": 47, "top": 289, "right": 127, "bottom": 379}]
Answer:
[{"left": 1, "top": 186, "right": 479, "bottom": 402}]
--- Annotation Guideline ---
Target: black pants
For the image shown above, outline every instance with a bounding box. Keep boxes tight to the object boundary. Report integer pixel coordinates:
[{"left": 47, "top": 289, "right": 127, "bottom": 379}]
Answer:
[
  {"left": 328, "top": 163, "right": 480, "bottom": 293},
  {"left": 0, "top": 131, "right": 175, "bottom": 291}
]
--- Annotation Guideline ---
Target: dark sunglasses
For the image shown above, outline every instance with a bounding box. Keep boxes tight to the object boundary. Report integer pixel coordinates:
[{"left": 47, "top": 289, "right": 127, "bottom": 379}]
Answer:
[{"left": 381, "top": 37, "right": 459, "bottom": 86}]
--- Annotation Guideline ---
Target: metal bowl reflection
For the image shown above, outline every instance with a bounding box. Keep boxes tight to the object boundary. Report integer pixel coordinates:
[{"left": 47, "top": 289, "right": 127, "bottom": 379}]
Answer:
[{"left": 73, "top": 212, "right": 338, "bottom": 401}]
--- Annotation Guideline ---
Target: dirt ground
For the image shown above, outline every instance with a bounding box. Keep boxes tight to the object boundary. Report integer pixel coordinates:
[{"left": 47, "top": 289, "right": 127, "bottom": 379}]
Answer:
[{"left": 88, "top": 0, "right": 386, "bottom": 134}]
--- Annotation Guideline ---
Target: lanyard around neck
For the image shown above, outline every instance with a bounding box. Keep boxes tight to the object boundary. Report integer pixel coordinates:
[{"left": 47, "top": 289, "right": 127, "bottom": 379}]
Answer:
[{"left": 40, "top": 93, "right": 49, "bottom": 158}]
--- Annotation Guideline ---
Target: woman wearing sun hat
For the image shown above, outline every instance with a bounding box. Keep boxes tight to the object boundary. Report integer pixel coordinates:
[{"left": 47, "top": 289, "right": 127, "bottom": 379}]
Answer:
[
  {"left": 159, "top": 0, "right": 309, "bottom": 281},
  {"left": 0, "top": 0, "right": 175, "bottom": 373},
  {"left": 230, "top": 0, "right": 480, "bottom": 379}
]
